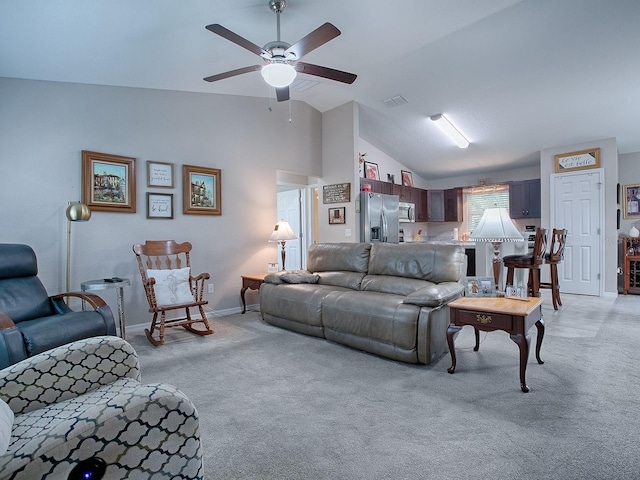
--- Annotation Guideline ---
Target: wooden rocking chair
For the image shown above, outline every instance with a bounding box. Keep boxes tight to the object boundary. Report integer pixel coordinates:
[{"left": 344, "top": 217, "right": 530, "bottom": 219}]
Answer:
[{"left": 132, "top": 240, "right": 214, "bottom": 345}]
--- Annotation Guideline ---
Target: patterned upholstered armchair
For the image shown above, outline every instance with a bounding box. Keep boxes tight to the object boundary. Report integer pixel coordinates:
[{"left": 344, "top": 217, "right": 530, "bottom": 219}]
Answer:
[{"left": 0, "top": 336, "right": 203, "bottom": 479}]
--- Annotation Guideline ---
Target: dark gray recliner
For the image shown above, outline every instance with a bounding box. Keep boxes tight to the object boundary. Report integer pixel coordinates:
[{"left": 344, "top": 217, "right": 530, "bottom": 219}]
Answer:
[{"left": 0, "top": 243, "right": 115, "bottom": 368}]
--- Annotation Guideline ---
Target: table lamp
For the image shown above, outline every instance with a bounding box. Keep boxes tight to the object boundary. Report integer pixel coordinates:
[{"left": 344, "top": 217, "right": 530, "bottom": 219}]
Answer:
[
  {"left": 66, "top": 201, "right": 91, "bottom": 291},
  {"left": 469, "top": 207, "right": 523, "bottom": 288},
  {"left": 268, "top": 220, "right": 297, "bottom": 271}
]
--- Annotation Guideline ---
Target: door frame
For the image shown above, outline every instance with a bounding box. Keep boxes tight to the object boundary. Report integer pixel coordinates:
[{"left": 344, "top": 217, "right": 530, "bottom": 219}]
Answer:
[{"left": 549, "top": 168, "right": 604, "bottom": 296}]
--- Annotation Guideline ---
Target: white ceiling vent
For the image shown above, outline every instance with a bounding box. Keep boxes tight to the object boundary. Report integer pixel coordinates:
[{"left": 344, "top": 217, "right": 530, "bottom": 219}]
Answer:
[
  {"left": 382, "top": 94, "right": 408, "bottom": 108},
  {"left": 291, "top": 78, "right": 320, "bottom": 92}
]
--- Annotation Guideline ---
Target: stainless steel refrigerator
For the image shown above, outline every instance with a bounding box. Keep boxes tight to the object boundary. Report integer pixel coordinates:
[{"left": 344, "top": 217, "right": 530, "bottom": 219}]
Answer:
[{"left": 360, "top": 192, "right": 400, "bottom": 243}]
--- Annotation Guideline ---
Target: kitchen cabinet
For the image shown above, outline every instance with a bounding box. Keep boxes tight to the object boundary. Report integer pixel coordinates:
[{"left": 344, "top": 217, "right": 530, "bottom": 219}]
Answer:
[
  {"left": 360, "top": 178, "right": 393, "bottom": 195},
  {"left": 427, "top": 190, "right": 445, "bottom": 222},
  {"left": 509, "top": 179, "right": 541, "bottom": 218},
  {"left": 415, "top": 188, "right": 428, "bottom": 222},
  {"left": 444, "top": 188, "right": 463, "bottom": 222},
  {"left": 392, "top": 184, "right": 414, "bottom": 203}
]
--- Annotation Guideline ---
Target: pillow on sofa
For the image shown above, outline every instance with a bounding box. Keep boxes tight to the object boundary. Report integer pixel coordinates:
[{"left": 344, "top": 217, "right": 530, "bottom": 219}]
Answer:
[
  {"left": 264, "top": 270, "right": 319, "bottom": 285},
  {"left": 147, "top": 267, "right": 196, "bottom": 307},
  {"left": 403, "top": 282, "right": 464, "bottom": 307},
  {"left": 0, "top": 398, "right": 13, "bottom": 455}
]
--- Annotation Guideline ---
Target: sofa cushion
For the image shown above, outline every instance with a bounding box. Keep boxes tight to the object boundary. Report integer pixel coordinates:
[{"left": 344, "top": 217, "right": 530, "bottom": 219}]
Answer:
[
  {"left": 361, "top": 275, "right": 433, "bottom": 296},
  {"left": 316, "top": 271, "right": 366, "bottom": 290},
  {"left": 307, "top": 243, "right": 371, "bottom": 273},
  {"left": 0, "top": 398, "right": 12, "bottom": 455},
  {"left": 403, "top": 282, "right": 465, "bottom": 307},
  {"left": 368, "top": 243, "right": 465, "bottom": 283},
  {"left": 147, "top": 267, "right": 195, "bottom": 307},
  {"left": 0, "top": 277, "right": 53, "bottom": 323},
  {"left": 264, "top": 270, "right": 320, "bottom": 285}
]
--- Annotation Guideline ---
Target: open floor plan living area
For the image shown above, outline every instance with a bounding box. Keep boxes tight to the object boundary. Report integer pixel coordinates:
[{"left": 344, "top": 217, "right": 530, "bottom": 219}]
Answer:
[{"left": 1, "top": 1, "right": 640, "bottom": 478}]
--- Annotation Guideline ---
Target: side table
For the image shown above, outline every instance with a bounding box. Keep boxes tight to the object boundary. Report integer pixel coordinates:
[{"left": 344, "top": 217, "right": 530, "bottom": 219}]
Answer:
[
  {"left": 446, "top": 296, "right": 544, "bottom": 393},
  {"left": 81, "top": 278, "right": 130, "bottom": 339},
  {"left": 240, "top": 274, "right": 267, "bottom": 314}
]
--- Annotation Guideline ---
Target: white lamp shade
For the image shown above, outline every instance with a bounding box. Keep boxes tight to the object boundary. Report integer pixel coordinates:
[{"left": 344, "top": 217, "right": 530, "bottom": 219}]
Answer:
[
  {"left": 469, "top": 208, "right": 523, "bottom": 242},
  {"left": 261, "top": 63, "right": 297, "bottom": 88},
  {"left": 269, "top": 220, "right": 298, "bottom": 242}
]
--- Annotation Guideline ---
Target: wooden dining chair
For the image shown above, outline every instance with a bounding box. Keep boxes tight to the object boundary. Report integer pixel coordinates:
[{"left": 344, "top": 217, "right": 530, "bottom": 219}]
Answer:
[
  {"left": 540, "top": 228, "right": 568, "bottom": 310},
  {"left": 132, "top": 240, "right": 214, "bottom": 345},
  {"left": 503, "top": 228, "right": 548, "bottom": 297}
]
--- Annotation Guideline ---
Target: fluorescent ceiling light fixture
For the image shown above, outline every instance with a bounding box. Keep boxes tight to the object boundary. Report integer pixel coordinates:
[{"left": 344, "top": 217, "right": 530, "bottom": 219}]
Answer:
[
  {"left": 261, "top": 63, "right": 297, "bottom": 88},
  {"left": 430, "top": 114, "right": 470, "bottom": 148}
]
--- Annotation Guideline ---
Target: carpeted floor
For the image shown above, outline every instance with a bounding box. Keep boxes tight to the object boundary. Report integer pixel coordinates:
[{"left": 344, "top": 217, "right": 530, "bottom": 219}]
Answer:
[{"left": 128, "top": 292, "right": 640, "bottom": 480}]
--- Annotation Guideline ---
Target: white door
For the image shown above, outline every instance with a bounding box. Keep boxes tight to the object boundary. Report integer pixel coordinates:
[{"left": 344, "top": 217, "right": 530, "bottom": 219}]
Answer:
[
  {"left": 276, "top": 189, "right": 302, "bottom": 270},
  {"left": 551, "top": 170, "right": 602, "bottom": 295}
]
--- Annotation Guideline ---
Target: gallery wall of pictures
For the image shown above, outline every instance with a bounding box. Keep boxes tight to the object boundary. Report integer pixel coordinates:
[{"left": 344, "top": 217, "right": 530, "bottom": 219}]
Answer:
[{"left": 81, "top": 150, "right": 222, "bottom": 219}]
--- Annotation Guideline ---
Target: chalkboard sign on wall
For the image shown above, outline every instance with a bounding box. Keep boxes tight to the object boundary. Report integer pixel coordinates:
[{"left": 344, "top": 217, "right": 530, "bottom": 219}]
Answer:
[{"left": 323, "top": 183, "right": 351, "bottom": 204}]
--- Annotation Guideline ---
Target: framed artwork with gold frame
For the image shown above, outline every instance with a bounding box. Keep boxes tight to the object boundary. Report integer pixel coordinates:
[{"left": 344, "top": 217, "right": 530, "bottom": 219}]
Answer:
[
  {"left": 82, "top": 150, "right": 136, "bottom": 213},
  {"left": 182, "top": 164, "right": 222, "bottom": 215},
  {"left": 553, "top": 148, "right": 600, "bottom": 173}
]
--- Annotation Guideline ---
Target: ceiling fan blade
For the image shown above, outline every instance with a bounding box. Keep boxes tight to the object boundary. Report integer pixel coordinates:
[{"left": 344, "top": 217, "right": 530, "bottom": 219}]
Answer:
[
  {"left": 275, "top": 87, "right": 290, "bottom": 102},
  {"left": 205, "top": 24, "right": 266, "bottom": 57},
  {"left": 204, "top": 65, "right": 262, "bottom": 83},
  {"left": 285, "top": 23, "right": 340, "bottom": 59},
  {"left": 295, "top": 62, "right": 357, "bottom": 84}
]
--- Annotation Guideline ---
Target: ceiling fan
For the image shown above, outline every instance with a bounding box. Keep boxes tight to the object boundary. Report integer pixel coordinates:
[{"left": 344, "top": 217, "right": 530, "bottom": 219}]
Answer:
[{"left": 203, "top": 0, "right": 357, "bottom": 102}]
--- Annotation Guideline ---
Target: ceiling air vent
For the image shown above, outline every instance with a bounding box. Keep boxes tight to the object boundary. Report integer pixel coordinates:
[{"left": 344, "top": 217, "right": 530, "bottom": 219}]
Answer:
[{"left": 382, "top": 94, "right": 408, "bottom": 108}]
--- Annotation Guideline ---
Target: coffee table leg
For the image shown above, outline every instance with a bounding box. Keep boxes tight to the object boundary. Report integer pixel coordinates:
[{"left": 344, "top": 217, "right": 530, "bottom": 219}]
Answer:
[
  {"left": 447, "top": 324, "right": 462, "bottom": 374},
  {"left": 510, "top": 332, "right": 531, "bottom": 393},
  {"left": 473, "top": 328, "right": 480, "bottom": 351},
  {"left": 535, "top": 319, "right": 545, "bottom": 364}
]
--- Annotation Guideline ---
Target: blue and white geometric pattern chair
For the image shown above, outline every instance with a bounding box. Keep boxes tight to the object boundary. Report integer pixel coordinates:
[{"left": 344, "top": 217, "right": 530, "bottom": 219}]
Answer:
[{"left": 0, "top": 336, "right": 203, "bottom": 479}]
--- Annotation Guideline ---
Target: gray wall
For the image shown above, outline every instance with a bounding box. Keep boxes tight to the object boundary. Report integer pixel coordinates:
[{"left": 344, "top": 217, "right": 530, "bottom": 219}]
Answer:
[{"left": 0, "top": 77, "right": 322, "bottom": 326}]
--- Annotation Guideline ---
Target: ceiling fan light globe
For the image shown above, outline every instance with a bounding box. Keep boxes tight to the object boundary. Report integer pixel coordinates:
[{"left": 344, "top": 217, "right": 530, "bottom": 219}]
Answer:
[{"left": 261, "top": 63, "right": 297, "bottom": 88}]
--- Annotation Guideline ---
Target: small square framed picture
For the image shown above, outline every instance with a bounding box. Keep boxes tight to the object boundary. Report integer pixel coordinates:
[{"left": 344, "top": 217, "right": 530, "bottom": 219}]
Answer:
[
  {"left": 146, "top": 193, "right": 173, "bottom": 219},
  {"left": 328, "top": 207, "right": 346, "bottom": 224},
  {"left": 363, "top": 161, "right": 380, "bottom": 180},
  {"left": 465, "top": 277, "right": 495, "bottom": 297},
  {"left": 401, "top": 170, "right": 414, "bottom": 187}
]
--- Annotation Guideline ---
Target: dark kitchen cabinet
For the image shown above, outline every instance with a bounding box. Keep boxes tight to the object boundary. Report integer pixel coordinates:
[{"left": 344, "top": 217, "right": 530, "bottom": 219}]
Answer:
[
  {"left": 415, "top": 188, "right": 428, "bottom": 222},
  {"left": 509, "top": 179, "right": 541, "bottom": 218},
  {"left": 444, "top": 188, "right": 463, "bottom": 222},
  {"left": 427, "top": 190, "right": 445, "bottom": 222}
]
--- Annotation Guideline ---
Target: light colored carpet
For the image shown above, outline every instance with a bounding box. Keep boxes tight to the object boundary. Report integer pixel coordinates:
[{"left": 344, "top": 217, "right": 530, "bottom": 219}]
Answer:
[{"left": 128, "top": 292, "right": 640, "bottom": 480}]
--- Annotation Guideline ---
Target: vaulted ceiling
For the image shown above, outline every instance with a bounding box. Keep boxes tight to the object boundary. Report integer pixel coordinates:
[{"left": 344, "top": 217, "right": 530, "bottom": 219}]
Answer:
[{"left": 1, "top": 0, "right": 638, "bottom": 179}]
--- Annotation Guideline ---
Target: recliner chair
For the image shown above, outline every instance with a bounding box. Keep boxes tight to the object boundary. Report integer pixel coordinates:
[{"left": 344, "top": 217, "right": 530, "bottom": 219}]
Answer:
[{"left": 0, "top": 243, "right": 116, "bottom": 369}]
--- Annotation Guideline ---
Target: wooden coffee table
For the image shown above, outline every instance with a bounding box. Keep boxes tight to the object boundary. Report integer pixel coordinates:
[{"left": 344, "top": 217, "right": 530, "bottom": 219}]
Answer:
[{"left": 447, "top": 296, "right": 545, "bottom": 393}]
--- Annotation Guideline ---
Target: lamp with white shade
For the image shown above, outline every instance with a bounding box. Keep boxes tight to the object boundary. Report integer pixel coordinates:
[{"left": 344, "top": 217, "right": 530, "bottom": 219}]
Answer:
[
  {"left": 469, "top": 207, "right": 523, "bottom": 288},
  {"left": 268, "top": 220, "right": 298, "bottom": 271}
]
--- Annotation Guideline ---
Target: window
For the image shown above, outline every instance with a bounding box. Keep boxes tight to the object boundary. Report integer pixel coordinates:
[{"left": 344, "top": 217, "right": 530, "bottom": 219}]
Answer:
[{"left": 465, "top": 185, "right": 510, "bottom": 232}]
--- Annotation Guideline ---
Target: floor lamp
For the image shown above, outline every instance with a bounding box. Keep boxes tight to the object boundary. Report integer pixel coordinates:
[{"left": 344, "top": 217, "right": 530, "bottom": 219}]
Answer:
[
  {"left": 469, "top": 207, "right": 523, "bottom": 289},
  {"left": 268, "top": 220, "right": 298, "bottom": 271},
  {"left": 66, "top": 201, "right": 91, "bottom": 292}
]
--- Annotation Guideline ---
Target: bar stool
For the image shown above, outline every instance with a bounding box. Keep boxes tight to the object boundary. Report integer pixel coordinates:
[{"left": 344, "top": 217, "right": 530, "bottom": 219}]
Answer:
[
  {"left": 503, "top": 227, "right": 548, "bottom": 297},
  {"left": 540, "top": 228, "right": 568, "bottom": 310}
]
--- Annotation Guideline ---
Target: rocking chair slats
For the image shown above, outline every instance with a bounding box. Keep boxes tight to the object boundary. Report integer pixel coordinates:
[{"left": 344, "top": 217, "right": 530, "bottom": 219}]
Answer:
[{"left": 132, "top": 240, "right": 214, "bottom": 346}]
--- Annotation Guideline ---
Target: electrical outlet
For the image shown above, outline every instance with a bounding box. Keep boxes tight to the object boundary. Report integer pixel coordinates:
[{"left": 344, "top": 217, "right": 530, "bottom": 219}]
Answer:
[
  {"left": 345, "top": 228, "right": 352, "bottom": 237},
  {"left": 207, "top": 283, "right": 214, "bottom": 294}
]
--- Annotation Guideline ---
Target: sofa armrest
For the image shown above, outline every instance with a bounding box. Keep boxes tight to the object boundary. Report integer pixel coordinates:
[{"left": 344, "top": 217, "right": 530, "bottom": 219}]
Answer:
[
  {"left": 0, "top": 335, "right": 140, "bottom": 415},
  {"left": 403, "top": 282, "right": 465, "bottom": 307},
  {"left": 0, "top": 312, "right": 27, "bottom": 369}
]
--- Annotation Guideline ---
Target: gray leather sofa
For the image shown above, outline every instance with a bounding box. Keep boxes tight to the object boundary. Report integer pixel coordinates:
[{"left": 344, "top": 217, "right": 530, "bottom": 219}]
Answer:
[{"left": 260, "top": 242, "right": 466, "bottom": 365}]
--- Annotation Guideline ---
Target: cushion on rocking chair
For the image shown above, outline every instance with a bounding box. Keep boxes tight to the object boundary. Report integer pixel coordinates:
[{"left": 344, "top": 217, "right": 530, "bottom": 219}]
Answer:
[{"left": 147, "top": 267, "right": 196, "bottom": 307}]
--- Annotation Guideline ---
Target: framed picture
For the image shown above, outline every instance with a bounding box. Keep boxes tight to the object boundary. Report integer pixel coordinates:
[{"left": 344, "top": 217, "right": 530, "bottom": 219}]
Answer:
[
  {"left": 328, "top": 207, "right": 346, "bottom": 224},
  {"left": 146, "top": 160, "right": 174, "bottom": 188},
  {"left": 401, "top": 170, "right": 413, "bottom": 187},
  {"left": 146, "top": 192, "right": 173, "bottom": 219},
  {"left": 623, "top": 184, "right": 640, "bottom": 219},
  {"left": 554, "top": 148, "right": 600, "bottom": 173},
  {"left": 464, "top": 277, "right": 495, "bottom": 297},
  {"left": 364, "top": 161, "right": 380, "bottom": 180},
  {"left": 183, "top": 164, "right": 222, "bottom": 215},
  {"left": 82, "top": 150, "right": 136, "bottom": 213}
]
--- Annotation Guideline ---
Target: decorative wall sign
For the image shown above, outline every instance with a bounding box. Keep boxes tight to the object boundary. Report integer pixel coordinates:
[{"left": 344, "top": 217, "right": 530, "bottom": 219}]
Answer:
[
  {"left": 328, "top": 207, "right": 346, "bottom": 224},
  {"left": 183, "top": 164, "right": 222, "bottom": 215},
  {"left": 146, "top": 161, "right": 174, "bottom": 188},
  {"left": 82, "top": 150, "right": 136, "bottom": 213},
  {"left": 554, "top": 148, "right": 601, "bottom": 173},
  {"left": 623, "top": 184, "right": 640, "bottom": 219},
  {"left": 146, "top": 193, "right": 173, "bottom": 219},
  {"left": 323, "top": 183, "right": 351, "bottom": 204}
]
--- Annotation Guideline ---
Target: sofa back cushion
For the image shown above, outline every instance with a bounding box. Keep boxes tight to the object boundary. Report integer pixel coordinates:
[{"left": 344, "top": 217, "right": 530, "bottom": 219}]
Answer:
[
  {"left": 307, "top": 243, "right": 371, "bottom": 273},
  {"left": 361, "top": 276, "right": 434, "bottom": 296},
  {"left": 368, "top": 243, "right": 465, "bottom": 283}
]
